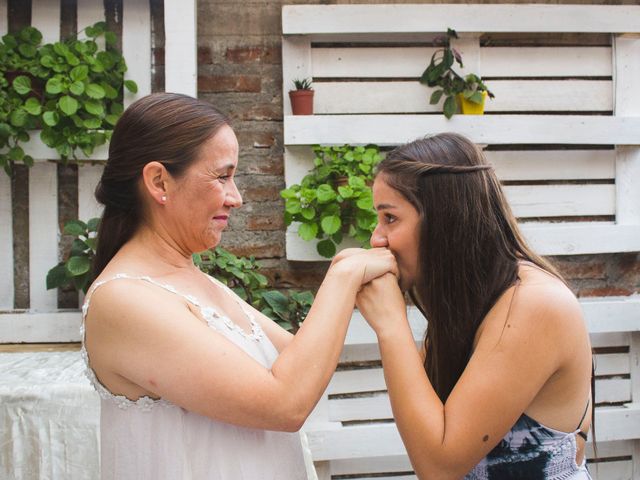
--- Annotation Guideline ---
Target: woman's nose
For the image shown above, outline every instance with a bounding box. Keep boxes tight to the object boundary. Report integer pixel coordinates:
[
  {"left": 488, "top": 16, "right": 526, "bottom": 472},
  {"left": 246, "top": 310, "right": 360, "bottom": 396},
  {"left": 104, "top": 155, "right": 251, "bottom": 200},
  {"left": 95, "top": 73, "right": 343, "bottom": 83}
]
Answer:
[
  {"left": 370, "top": 225, "right": 388, "bottom": 248},
  {"left": 227, "top": 180, "right": 243, "bottom": 208}
]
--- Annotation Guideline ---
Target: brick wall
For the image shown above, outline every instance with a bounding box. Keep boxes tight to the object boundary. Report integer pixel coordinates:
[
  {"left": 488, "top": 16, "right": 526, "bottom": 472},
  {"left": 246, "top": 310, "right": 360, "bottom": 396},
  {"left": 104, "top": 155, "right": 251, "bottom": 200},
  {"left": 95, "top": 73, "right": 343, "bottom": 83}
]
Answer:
[{"left": 196, "top": 0, "right": 640, "bottom": 296}]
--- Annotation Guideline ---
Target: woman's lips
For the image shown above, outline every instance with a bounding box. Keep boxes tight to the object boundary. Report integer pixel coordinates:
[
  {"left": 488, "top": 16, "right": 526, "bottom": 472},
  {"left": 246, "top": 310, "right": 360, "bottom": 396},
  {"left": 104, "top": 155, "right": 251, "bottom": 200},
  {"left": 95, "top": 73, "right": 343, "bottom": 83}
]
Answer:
[{"left": 213, "top": 215, "right": 229, "bottom": 224}]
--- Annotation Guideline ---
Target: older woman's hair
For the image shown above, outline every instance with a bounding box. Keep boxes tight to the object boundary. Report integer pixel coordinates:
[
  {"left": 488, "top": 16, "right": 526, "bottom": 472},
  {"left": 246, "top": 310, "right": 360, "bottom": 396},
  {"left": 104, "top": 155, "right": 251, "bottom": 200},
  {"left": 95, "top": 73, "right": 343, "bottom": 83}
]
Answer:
[
  {"left": 93, "top": 93, "right": 229, "bottom": 277},
  {"left": 376, "top": 133, "right": 561, "bottom": 402}
]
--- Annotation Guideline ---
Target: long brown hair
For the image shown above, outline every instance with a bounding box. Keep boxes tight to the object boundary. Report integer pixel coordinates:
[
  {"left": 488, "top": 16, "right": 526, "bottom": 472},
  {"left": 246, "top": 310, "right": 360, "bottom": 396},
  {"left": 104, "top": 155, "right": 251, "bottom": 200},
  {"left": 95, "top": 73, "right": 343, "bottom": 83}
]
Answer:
[
  {"left": 376, "top": 133, "right": 562, "bottom": 402},
  {"left": 93, "top": 93, "right": 229, "bottom": 278}
]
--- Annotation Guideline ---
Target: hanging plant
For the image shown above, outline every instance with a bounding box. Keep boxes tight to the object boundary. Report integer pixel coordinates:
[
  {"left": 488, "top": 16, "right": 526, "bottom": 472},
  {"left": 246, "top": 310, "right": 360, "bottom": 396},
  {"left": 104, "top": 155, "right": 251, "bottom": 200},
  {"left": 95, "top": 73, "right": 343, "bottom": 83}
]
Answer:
[{"left": 0, "top": 22, "right": 137, "bottom": 175}]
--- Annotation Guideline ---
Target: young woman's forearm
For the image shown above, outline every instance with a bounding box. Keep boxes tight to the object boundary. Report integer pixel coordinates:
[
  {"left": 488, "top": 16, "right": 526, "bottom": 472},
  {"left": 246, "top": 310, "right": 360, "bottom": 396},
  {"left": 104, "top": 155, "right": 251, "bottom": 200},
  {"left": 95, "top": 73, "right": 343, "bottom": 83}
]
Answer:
[
  {"left": 377, "top": 323, "right": 460, "bottom": 479},
  {"left": 269, "top": 267, "right": 361, "bottom": 425}
]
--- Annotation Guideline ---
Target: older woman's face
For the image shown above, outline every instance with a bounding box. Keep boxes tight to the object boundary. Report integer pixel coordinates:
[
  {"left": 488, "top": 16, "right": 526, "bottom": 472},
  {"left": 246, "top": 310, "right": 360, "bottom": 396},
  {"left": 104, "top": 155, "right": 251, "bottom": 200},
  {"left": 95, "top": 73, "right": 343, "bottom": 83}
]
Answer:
[
  {"left": 370, "top": 174, "right": 420, "bottom": 291},
  {"left": 170, "top": 125, "right": 242, "bottom": 252}
]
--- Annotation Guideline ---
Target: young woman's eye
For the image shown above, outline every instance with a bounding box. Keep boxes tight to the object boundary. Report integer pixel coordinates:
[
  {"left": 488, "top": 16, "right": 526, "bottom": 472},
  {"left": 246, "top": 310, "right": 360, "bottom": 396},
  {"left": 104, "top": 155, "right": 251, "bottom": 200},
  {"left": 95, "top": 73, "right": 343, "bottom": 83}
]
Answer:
[{"left": 385, "top": 214, "right": 397, "bottom": 224}]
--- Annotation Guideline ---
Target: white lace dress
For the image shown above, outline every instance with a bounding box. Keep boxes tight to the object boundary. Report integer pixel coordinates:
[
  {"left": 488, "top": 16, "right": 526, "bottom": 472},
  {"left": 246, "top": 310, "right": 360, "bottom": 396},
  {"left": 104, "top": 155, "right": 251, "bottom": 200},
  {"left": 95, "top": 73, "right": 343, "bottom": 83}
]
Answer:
[{"left": 81, "top": 274, "right": 313, "bottom": 480}]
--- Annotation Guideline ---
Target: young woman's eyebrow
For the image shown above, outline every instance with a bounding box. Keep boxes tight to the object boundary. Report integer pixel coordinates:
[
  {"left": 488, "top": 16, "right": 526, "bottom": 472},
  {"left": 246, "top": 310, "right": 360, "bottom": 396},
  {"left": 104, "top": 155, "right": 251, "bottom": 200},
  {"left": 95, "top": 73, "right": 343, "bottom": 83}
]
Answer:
[{"left": 375, "top": 203, "right": 397, "bottom": 211}]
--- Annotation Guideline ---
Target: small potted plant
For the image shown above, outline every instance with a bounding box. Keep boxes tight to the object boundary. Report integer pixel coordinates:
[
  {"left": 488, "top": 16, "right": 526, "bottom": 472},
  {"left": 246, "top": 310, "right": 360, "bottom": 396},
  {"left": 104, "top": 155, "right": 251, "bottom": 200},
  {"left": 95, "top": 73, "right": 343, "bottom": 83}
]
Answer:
[
  {"left": 288, "top": 78, "right": 314, "bottom": 115},
  {"left": 420, "top": 28, "right": 494, "bottom": 119}
]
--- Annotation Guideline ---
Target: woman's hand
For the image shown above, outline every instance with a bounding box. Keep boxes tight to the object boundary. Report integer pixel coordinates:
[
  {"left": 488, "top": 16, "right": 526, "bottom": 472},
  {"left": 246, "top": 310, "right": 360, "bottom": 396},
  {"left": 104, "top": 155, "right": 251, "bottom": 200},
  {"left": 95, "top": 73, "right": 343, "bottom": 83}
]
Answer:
[
  {"left": 356, "top": 273, "right": 407, "bottom": 335},
  {"left": 329, "top": 248, "right": 398, "bottom": 285}
]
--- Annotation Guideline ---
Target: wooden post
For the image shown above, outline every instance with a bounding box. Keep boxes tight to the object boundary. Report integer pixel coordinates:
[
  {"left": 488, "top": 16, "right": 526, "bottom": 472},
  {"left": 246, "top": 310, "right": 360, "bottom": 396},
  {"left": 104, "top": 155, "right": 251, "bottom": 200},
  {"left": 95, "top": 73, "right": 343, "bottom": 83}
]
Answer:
[{"left": 164, "top": 0, "right": 197, "bottom": 97}]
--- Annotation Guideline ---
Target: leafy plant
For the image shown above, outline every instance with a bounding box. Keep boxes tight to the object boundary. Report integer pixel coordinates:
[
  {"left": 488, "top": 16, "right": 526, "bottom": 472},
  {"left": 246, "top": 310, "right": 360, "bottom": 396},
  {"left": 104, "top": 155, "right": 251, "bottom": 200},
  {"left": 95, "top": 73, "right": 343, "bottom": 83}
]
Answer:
[
  {"left": 281, "top": 144, "right": 381, "bottom": 258},
  {"left": 47, "top": 220, "right": 315, "bottom": 332},
  {"left": 420, "top": 28, "right": 494, "bottom": 119},
  {"left": 0, "top": 22, "right": 137, "bottom": 175},
  {"left": 292, "top": 78, "right": 312, "bottom": 90},
  {"left": 46, "top": 217, "right": 99, "bottom": 293}
]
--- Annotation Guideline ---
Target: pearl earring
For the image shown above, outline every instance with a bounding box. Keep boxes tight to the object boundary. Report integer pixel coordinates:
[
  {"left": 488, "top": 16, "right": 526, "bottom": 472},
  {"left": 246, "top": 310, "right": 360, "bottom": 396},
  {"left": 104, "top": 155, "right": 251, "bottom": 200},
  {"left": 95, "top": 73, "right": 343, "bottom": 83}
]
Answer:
[{"left": 161, "top": 195, "right": 167, "bottom": 203}]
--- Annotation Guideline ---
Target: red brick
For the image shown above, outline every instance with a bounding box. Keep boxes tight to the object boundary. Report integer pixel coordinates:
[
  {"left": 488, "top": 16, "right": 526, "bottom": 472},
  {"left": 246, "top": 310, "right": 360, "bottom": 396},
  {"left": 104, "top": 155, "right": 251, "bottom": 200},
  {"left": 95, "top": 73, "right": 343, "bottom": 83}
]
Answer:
[
  {"left": 226, "top": 243, "right": 284, "bottom": 259},
  {"left": 577, "top": 286, "right": 634, "bottom": 298},
  {"left": 247, "top": 214, "right": 284, "bottom": 231},
  {"left": 242, "top": 185, "right": 282, "bottom": 202},
  {"left": 198, "top": 75, "right": 261, "bottom": 93},
  {"left": 236, "top": 131, "right": 276, "bottom": 149},
  {"left": 554, "top": 260, "right": 607, "bottom": 280},
  {"left": 225, "top": 46, "right": 280, "bottom": 64},
  {"left": 238, "top": 104, "right": 282, "bottom": 122},
  {"left": 198, "top": 46, "right": 213, "bottom": 64}
]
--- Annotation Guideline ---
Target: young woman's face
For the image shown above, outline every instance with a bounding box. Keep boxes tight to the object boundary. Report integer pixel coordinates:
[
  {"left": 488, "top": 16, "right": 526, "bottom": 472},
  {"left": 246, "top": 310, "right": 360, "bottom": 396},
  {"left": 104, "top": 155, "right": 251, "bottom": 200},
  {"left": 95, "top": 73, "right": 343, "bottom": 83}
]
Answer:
[
  {"left": 170, "top": 125, "right": 243, "bottom": 252},
  {"left": 370, "top": 174, "right": 421, "bottom": 291}
]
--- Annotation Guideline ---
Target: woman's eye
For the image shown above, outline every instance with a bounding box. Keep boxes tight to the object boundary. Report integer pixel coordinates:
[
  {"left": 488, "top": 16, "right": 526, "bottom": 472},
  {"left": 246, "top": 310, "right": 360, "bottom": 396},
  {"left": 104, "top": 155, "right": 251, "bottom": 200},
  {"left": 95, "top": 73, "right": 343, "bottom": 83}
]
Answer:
[
  {"left": 217, "top": 175, "right": 230, "bottom": 183},
  {"left": 385, "top": 214, "right": 396, "bottom": 224}
]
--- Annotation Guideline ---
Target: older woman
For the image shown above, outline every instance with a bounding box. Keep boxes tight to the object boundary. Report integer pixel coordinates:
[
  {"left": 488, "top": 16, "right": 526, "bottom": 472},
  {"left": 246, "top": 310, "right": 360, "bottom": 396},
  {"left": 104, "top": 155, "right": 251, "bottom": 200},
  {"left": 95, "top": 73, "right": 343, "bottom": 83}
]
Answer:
[{"left": 82, "top": 93, "right": 397, "bottom": 480}]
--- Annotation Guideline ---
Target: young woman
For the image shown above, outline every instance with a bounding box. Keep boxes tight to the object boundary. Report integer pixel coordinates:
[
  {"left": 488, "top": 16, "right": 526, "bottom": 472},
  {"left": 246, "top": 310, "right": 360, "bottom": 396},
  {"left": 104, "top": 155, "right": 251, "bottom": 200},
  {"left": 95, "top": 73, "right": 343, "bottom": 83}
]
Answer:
[
  {"left": 82, "top": 93, "right": 397, "bottom": 479},
  {"left": 353, "top": 133, "right": 593, "bottom": 479}
]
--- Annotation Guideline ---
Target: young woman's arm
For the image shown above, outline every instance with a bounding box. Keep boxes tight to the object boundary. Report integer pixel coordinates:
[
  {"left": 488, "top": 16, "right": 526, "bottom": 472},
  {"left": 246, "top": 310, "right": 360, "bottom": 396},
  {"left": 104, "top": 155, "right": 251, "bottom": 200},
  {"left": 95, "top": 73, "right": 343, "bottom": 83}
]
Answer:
[
  {"left": 85, "top": 248, "right": 396, "bottom": 432},
  {"left": 356, "top": 274, "right": 588, "bottom": 479}
]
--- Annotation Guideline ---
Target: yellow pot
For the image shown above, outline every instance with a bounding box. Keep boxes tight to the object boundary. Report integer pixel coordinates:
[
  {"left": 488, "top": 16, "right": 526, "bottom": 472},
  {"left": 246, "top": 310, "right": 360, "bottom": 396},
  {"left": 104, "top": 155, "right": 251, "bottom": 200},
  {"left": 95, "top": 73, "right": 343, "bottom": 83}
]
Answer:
[{"left": 457, "top": 91, "right": 487, "bottom": 115}]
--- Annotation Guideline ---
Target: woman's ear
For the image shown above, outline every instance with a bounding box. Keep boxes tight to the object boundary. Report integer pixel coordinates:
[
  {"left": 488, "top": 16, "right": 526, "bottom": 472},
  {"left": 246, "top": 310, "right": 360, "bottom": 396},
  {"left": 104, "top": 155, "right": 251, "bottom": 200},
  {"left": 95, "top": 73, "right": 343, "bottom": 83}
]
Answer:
[{"left": 141, "top": 161, "right": 170, "bottom": 205}]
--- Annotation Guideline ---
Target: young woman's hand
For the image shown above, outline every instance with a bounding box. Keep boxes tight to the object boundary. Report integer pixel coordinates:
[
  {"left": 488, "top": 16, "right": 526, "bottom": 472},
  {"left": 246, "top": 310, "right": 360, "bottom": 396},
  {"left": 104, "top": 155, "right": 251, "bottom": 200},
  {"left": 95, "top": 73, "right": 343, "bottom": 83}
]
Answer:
[
  {"left": 329, "top": 248, "right": 398, "bottom": 285},
  {"left": 356, "top": 273, "right": 407, "bottom": 335}
]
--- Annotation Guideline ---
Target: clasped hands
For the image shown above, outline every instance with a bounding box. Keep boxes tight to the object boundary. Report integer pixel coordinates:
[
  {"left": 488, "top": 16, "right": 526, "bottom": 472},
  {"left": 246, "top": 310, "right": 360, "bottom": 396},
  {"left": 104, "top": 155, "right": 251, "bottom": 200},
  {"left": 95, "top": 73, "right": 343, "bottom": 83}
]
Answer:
[{"left": 331, "top": 248, "right": 408, "bottom": 335}]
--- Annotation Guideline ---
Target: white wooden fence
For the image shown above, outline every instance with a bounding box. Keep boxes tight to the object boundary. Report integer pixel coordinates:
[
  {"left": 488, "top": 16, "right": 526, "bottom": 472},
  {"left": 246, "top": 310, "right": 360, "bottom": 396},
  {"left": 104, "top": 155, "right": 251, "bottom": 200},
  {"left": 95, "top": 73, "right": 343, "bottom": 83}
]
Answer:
[
  {"left": 283, "top": 4, "right": 640, "bottom": 479},
  {"left": 0, "top": 0, "right": 197, "bottom": 343}
]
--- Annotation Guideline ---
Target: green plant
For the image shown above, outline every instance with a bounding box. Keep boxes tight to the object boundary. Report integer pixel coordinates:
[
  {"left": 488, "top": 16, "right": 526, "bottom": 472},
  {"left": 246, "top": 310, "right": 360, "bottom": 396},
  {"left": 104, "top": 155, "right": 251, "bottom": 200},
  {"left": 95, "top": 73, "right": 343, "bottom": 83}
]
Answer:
[
  {"left": 420, "top": 28, "right": 494, "bottom": 119},
  {"left": 46, "top": 217, "right": 100, "bottom": 293},
  {"left": 292, "top": 78, "right": 312, "bottom": 90},
  {"left": 47, "top": 220, "right": 315, "bottom": 332},
  {"left": 0, "top": 22, "right": 137, "bottom": 175},
  {"left": 281, "top": 144, "right": 381, "bottom": 258}
]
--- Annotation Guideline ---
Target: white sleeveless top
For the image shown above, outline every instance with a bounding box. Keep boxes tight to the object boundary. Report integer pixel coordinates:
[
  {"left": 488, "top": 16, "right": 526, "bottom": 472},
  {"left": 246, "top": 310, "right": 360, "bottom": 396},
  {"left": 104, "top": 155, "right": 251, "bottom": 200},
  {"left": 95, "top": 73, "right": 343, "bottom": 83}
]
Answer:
[{"left": 81, "top": 273, "right": 312, "bottom": 480}]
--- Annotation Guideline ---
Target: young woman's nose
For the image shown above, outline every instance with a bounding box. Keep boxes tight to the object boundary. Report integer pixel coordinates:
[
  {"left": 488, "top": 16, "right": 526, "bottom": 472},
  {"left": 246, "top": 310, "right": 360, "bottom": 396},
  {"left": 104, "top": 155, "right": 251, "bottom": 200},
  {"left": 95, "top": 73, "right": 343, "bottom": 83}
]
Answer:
[{"left": 370, "top": 225, "right": 388, "bottom": 248}]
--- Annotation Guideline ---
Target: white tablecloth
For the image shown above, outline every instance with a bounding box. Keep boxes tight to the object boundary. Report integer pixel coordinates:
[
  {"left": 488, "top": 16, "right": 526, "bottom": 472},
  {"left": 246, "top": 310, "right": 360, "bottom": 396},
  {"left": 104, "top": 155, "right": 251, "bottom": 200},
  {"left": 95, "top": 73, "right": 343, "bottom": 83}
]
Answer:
[{"left": 0, "top": 351, "right": 100, "bottom": 480}]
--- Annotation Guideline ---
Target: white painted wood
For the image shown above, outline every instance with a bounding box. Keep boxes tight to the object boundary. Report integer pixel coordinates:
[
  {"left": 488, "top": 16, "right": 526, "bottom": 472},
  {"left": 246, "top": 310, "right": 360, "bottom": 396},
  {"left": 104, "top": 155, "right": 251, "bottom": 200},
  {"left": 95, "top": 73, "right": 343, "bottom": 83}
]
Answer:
[
  {"left": 0, "top": 312, "right": 82, "bottom": 343},
  {"left": 614, "top": 36, "right": 640, "bottom": 116},
  {"left": 313, "top": 80, "right": 612, "bottom": 114},
  {"left": 586, "top": 440, "right": 633, "bottom": 459},
  {"left": 284, "top": 146, "right": 315, "bottom": 187},
  {"left": 591, "top": 332, "right": 630, "bottom": 350},
  {"left": 283, "top": 5, "right": 640, "bottom": 35},
  {"left": 288, "top": 222, "right": 640, "bottom": 261},
  {"left": 282, "top": 36, "right": 312, "bottom": 116},
  {"left": 0, "top": 0, "right": 6, "bottom": 35},
  {"left": 596, "top": 378, "right": 631, "bottom": 404},
  {"left": 312, "top": 47, "right": 612, "bottom": 79},
  {"left": 616, "top": 147, "right": 640, "bottom": 225},
  {"left": 330, "top": 456, "right": 413, "bottom": 476},
  {"left": 77, "top": 0, "right": 105, "bottom": 49},
  {"left": 451, "top": 34, "right": 480, "bottom": 81},
  {"left": 589, "top": 460, "right": 633, "bottom": 480},
  {"left": 164, "top": 0, "right": 197, "bottom": 97},
  {"left": 0, "top": 134, "right": 109, "bottom": 161},
  {"left": 488, "top": 150, "right": 615, "bottom": 181},
  {"left": 78, "top": 164, "right": 104, "bottom": 221},
  {"left": 123, "top": 0, "right": 151, "bottom": 106},
  {"left": 581, "top": 297, "right": 640, "bottom": 334},
  {"left": 28, "top": 163, "right": 58, "bottom": 311},
  {"left": 631, "top": 332, "right": 640, "bottom": 402},
  {"left": 328, "top": 369, "right": 386, "bottom": 396},
  {"left": 595, "top": 353, "right": 630, "bottom": 377},
  {"left": 0, "top": 173, "right": 13, "bottom": 310},
  {"left": 30, "top": 0, "right": 60, "bottom": 43},
  {"left": 504, "top": 184, "right": 615, "bottom": 218},
  {"left": 284, "top": 115, "right": 640, "bottom": 146}
]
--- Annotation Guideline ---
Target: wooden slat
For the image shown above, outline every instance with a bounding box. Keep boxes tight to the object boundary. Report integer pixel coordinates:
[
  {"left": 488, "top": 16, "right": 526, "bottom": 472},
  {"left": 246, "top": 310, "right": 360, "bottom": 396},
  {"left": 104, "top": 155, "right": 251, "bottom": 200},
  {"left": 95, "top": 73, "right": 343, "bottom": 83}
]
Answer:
[
  {"left": 330, "top": 456, "right": 412, "bottom": 476},
  {"left": 488, "top": 150, "right": 615, "bottom": 181},
  {"left": 164, "top": 0, "right": 197, "bottom": 96},
  {"left": 505, "top": 184, "right": 614, "bottom": 218},
  {"left": 78, "top": 164, "right": 104, "bottom": 221},
  {"left": 591, "top": 332, "right": 630, "bottom": 350},
  {"left": 589, "top": 461, "right": 633, "bottom": 480},
  {"left": 28, "top": 163, "right": 58, "bottom": 311},
  {"left": 0, "top": 0, "right": 6, "bottom": 35},
  {"left": 0, "top": 312, "right": 82, "bottom": 343},
  {"left": 123, "top": 0, "right": 151, "bottom": 106},
  {"left": 312, "top": 47, "right": 612, "bottom": 79},
  {"left": 31, "top": 0, "right": 61, "bottom": 43},
  {"left": 313, "top": 80, "right": 612, "bottom": 114},
  {"left": 0, "top": 172, "right": 13, "bottom": 309},
  {"left": 308, "top": 406, "right": 640, "bottom": 461},
  {"left": 282, "top": 37, "right": 312, "bottom": 116},
  {"left": 595, "top": 353, "right": 631, "bottom": 377},
  {"left": 77, "top": 0, "right": 105, "bottom": 48},
  {"left": 284, "top": 115, "right": 640, "bottom": 146},
  {"left": 582, "top": 297, "right": 640, "bottom": 334},
  {"left": 283, "top": 5, "right": 640, "bottom": 35}
]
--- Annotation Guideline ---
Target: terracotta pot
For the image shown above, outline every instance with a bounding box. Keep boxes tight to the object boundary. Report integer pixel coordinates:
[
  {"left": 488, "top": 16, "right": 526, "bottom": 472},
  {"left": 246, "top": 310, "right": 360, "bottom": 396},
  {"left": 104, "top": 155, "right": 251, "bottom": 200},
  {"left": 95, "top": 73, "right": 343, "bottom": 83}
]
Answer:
[{"left": 289, "top": 89, "right": 314, "bottom": 115}]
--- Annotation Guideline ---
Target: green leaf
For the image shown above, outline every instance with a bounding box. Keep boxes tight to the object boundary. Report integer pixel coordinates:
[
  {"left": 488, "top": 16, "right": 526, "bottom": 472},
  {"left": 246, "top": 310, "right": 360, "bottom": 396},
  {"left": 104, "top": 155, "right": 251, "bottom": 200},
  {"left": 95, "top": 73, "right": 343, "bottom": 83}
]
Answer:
[
  {"left": 430, "top": 89, "right": 444, "bottom": 105},
  {"left": 45, "top": 77, "right": 63, "bottom": 94},
  {"left": 105, "top": 114, "right": 119, "bottom": 126},
  {"left": 124, "top": 80, "right": 138, "bottom": 93},
  {"left": 316, "top": 184, "right": 336, "bottom": 203},
  {"left": 70, "top": 238, "right": 89, "bottom": 256},
  {"left": 23, "top": 155, "right": 34, "bottom": 167},
  {"left": 86, "top": 83, "right": 105, "bottom": 99},
  {"left": 261, "top": 290, "right": 290, "bottom": 316},
  {"left": 42, "top": 111, "right": 60, "bottom": 126},
  {"left": 83, "top": 117, "right": 102, "bottom": 129},
  {"left": 298, "top": 222, "right": 318, "bottom": 241},
  {"left": 69, "top": 81, "right": 85, "bottom": 95},
  {"left": 87, "top": 217, "right": 100, "bottom": 232},
  {"left": 24, "top": 97, "right": 41, "bottom": 115},
  {"left": 8, "top": 146, "right": 24, "bottom": 161},
  {"left": 83, "top": 100, "right": 104, "bottom": 116},
  {"left": 301, "top": 207, "right": 315, "bottom": 220},
  {"left": 12, "top": 75, "right": 32, "bottom": 95},
  {"left": 337, "top": 185, "right": 353, "bottom": 198},
  {"left": 443, "top": 95, "right": 457, "bottom": 119},
  {"left": 64, "top": 220, "right": 87, "bottom": 236},
  {"left": 46, "top": 263, "right": 69, "bottom": 289},
  {"left": 58, "top": 96, "right": 79, "bottom": 116},
  {"left": 321, "top": 215, "right": 341, "bottom": 235},
  {"left": 104, "top": 31, "right": 117, "bottom": 45},
  {"left": 40, "top": 54, "right": 55, "bottom": 68},
  {"left": 18, "top": 43, "right": 37, "bottom": 58},
  {"left": 70, "top": 65, "right": 89, "bottom": 82},
  {"left": 317, "top": 239, "right": 336, "bottom": 258},
  {"left": 65, "top": 255, "right": 91, "bottom": 276},
  {"left": 10, "top": 109, "right": 28, "bottom": 127},
  {"left": 101, "top": 82, "right": 118, "bottom": 99},
  {"left": 468, "top": 91, "right": 483, "bottom": 104},
  {"left": 356, "top": 191, "right": 373, "bottom": 210}
]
